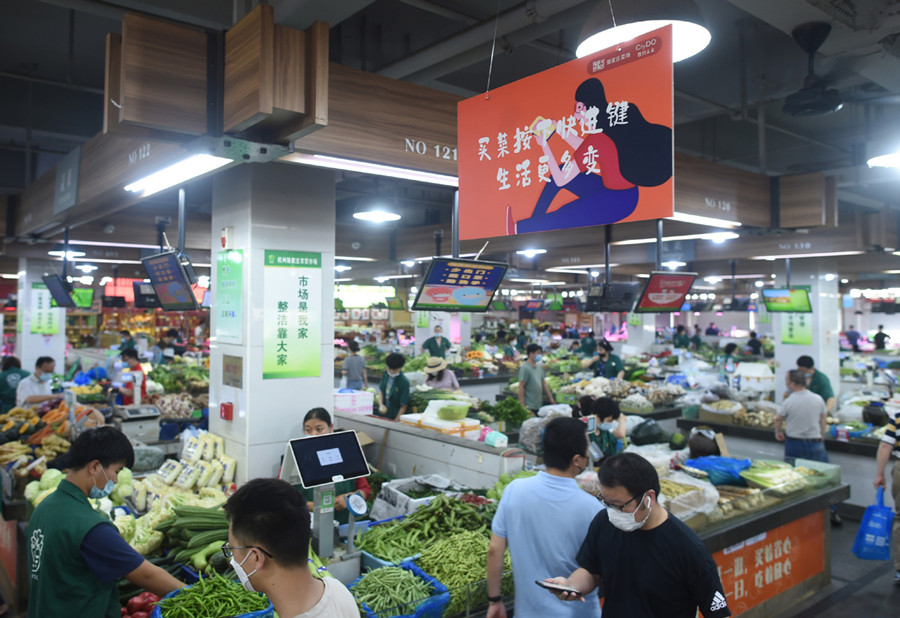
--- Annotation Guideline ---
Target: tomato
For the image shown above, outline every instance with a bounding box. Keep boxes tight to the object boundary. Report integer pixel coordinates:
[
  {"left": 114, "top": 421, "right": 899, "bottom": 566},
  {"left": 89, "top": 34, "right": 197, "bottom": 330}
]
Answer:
[
  {"left": 131, "top": 612, "right": 149, "bottom": 618},
  {"left": 121, "top": 609, "right": 128, "bottom": 616}
]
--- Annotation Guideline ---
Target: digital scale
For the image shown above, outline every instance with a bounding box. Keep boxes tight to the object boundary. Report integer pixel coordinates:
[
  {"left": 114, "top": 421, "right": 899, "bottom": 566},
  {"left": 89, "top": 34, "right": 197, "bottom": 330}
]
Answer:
[{"left": 280, "top": 430, "right": 371, "bottom": 558}]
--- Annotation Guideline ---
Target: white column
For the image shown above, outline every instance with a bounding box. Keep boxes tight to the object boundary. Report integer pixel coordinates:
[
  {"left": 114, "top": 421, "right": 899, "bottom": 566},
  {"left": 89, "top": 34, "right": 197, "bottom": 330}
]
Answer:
[
  {"left": 209, "top": 163, "right": 336, "bottom": 484},
  {"left": 622, "top": 313, "right": 657, "bottom": 355},
  {"left": 16, "top": 259, "right": 66, "bottom": 372},
  {"left": 773, "top": 259, "right": 840, "bottom": 403}
]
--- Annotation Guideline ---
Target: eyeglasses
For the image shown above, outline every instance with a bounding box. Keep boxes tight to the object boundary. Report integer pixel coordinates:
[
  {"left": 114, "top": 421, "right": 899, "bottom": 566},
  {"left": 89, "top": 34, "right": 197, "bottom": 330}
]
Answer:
[
  {"left": 598, "top": 491, "right": 646, "bottom": 513},
  {"left": 221, "top": 543, "right": 273, "bottom": 560}
]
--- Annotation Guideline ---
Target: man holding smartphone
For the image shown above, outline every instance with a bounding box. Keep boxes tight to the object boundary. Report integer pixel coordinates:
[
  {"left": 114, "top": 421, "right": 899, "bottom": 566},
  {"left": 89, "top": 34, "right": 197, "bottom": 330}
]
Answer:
[
  {"left": 486, "top": 417, "right": 603, "bottom": 618},
  {"left": 544, "top": 452, "right": 730, "bottom": 617}
]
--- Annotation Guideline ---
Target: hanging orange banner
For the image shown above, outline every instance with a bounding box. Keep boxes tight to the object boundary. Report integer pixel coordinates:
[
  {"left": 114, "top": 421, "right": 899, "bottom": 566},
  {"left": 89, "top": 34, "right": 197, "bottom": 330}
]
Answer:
[
  {"left": 712, "top": 511, "right": 826, "bottom": 614},
  {"left": 457, "top": 25, "right": 674, "bottom": 240}
]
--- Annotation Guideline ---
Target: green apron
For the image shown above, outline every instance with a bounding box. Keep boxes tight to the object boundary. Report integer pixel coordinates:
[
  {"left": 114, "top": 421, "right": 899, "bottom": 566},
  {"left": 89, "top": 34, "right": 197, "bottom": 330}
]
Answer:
[
  {"left": 28, "top": 480, "right": 122, "bottom": 618},
  {"left": 296, "top": 479, "right": 359, "bottom": 525}
]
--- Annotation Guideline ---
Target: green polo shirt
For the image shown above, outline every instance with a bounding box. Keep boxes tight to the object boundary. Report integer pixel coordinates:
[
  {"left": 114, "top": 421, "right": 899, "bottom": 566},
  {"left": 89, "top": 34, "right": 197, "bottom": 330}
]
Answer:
[
  {"left": 690, "top": 334, "right": 702, "bottom": 348},
  {"left": 28, "top": 480, "right": 122, "bottom": 618},
  {"left": 518, "top": 362, "right": 546, "bottom": 412},
  {"left": 0, "top": 368, "right": 29, "bottom": 414},
  {"left": 673, "top": 333, "right": 690, "bottom": 348},
  {"left": 422, "top": 336, "right": 451, "bottom": 358},
  {"left": 378, "top": 372, "right": 410, "bottom": 420},
  {"left": 591, "top": 353, "right": 625, "bottom": 379},
  {"left": 580, "top": 337, "right": 598, "bottom": 357},
  {"left": 808, "top": 370, "right": 834, "bottom": 402}
]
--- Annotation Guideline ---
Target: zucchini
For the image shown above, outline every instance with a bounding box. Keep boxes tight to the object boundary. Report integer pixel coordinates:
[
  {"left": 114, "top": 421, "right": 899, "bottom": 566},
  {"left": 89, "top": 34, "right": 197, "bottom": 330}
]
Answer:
[{"left": 186, "top": 529, "right": 229, "bottom": 549}]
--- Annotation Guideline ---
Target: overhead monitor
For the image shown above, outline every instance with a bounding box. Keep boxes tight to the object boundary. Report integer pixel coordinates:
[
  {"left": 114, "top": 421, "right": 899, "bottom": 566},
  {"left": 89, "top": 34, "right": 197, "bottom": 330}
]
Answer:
[
  {"left": 101, "top": 296, "right": 127, "bottom": 308},
  {"left": 411, "top": 257, "right": 507, "bottom": 313},
  {"left": 42, "top": 275, "right": 76, "bottom": 308},
  {"left": 286, "top": 430, "right": 370, "bottom": 489},
  {"left": 385, "top": 297, "right": 405, "bottom": 310},
  {"left": 585, "top": 282, "right": 640, "bottom": 313},
  {"left": 141, "top": 251, "right": 200, "bottom": 311},
  {"left": 132, "top": 282, "right": 162, "bottom": 308},
  {"left": 523, "top": 300, "right": 544, "bottom": 311},
  {"left": 634, "top": 272, "right": 697, "bottom": 313},
  {"left": 201, "top": 290, "right": 212, "bottom": 308},
  {"left": 491, "top": 300, "right": 509, "bottom": 311},
  {"left": 51, "top": 287, "right": 93, "bottom": 309},
  {"left": 761, "top": 288, "right": 812, "bottom": 313}
]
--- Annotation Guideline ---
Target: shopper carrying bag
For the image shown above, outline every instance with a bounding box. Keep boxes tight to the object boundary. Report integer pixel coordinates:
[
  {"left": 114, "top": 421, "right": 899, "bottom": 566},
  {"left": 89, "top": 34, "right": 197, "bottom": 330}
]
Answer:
[{"left": 852, "top": 487, "right": 894, "bottom": 561}]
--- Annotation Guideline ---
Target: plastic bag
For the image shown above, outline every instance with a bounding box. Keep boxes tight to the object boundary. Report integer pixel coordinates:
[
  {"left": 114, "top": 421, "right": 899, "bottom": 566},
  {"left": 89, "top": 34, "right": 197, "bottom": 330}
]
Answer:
[
  {"left": 575, "top": 470, "right": 601, "bottom": 496},
  {"left": 537, "top": 404, "right": 572, "bottom": 418},
  {"left": 339, "top": 375, "right": 348, "bottom": 389},
  {"left": 623, "top": 444, "right": 674, "bottom": 478},
  {"left": 630, "top": 419, "right": 669, "bottom": 445},
  {"left": 684, "top": 456, "right": 752, "bottom": 486},
  {"left": 852, "top": 487, "right": 894, "bottom": 561},
  {"left": 658, "top": 470, "right": 720, "bottom": 521}
]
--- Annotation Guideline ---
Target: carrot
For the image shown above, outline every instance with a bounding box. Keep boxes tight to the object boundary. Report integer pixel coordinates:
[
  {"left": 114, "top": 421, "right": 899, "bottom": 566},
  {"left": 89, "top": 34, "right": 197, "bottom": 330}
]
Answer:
[{"left": 28, "top": 426, "right": 54, "bottom": 445}]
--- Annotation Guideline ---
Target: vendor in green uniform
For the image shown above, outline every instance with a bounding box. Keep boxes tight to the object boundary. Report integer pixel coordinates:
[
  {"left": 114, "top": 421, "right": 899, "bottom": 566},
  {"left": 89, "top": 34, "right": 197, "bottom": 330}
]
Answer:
[
  {"left": 586, "top": 339, "right": 625, "bottom": 379},
  {"left": 690, "top": 324, "right": 703, "bottom": 349},
  {"left": 0, "top": 356, "right": 30, "bottom": 414},
  {"left": 796, "top": 355, "right": 835, "bottom": 413},
  {"left": 673, "top": 325, "right": 690, "bottom": 349},
  {"left": 27, "top": 426, "right": 183, "bottom": 617},
  {"left": 583, "top": 396, "right": 627, "bottom": 459},
  {"left": 297, "top": 409, "right": 371, "bottom": 525},
  {"left": 421, "top": 325, "right": 451, "bottom": 358},
  {"left": 377, "top": 353, "right": 410, "bottom": 420},
  {"left": 119, "top": 330, "right": 137, "bottom": 352},
  {"left": 722, "top": 342, "right": 739, "bottom": 366},
  {"left": 580, "top": 330, "right": 598, "bottom": 357}
]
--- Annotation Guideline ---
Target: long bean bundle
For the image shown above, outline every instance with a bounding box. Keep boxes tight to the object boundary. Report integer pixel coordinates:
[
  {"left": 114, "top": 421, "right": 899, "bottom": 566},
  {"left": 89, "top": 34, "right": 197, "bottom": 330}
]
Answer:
[
  {"left": 353, "top": 567, "right": 434, "bottom": 614},
  {"left": 156, "top": 571, "right": 270, "bottom": 618}
]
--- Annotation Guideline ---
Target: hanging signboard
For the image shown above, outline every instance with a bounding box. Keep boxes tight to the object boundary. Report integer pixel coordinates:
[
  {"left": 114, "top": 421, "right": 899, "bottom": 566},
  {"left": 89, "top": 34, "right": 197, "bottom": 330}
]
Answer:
[
  {"left": 712, "top": 511, "right": 825, "bottom": 614},
  {"left": 53, "top": 146, "right": 81, "bottom": 214},
  {"left": 411, "top": 258, "right": 508, "bottom": 312},
  {"left": 216, "top": 250, "right": 244, "bottom": 344},
  {"left": 263, "top": 251, "right": 322, "bottom": 379},
  {"left": 31, "top": 283, "right": 60, "bottom": 335},
  {"left": 457, "top": 25, "right": 674, "bottom": 240}
]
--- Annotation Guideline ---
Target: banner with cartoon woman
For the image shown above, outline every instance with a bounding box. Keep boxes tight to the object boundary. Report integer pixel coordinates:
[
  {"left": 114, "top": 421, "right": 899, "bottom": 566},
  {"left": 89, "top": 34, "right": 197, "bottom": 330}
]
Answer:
[{"left": 457, "top": 25, "right": 673, "bottom": 240}]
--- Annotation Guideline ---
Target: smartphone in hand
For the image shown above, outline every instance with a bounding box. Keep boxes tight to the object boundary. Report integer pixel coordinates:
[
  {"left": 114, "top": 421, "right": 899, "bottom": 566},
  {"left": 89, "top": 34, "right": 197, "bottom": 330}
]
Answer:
[{"left": 534, "top": 580, "right": 582, "bottom": 596}]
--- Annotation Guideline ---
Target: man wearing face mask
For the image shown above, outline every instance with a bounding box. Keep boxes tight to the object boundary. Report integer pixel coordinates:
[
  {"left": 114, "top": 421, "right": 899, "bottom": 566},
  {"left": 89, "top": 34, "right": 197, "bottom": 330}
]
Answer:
[
  {"left": 544, "top": 452, "right": 731, "bottom": 618},
  {"left": 486, "top": 417, "right": 603, "bottom": 618},
  {"left": 377, "top": 353, "right": 410, "bottom": 420},
  {"left": 421, "top": 325, "right": 452, "bottom": 358},
  {"left": 27, "top": 427, "right": 184, "bottom": 617},
  {"left": 518, "top": 344, "right": 555, "bottom": 414},
  {"left": 16, "top": 356, "right": 60, "bottom": 409},
  {"left": 223, "top": 478, "right": 358, "bottom": 617}
]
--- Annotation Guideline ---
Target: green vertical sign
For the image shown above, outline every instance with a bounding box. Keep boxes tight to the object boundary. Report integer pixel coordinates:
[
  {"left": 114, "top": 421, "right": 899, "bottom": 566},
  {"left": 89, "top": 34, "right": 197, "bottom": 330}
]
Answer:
[
  {"left": 31, "top": 283, "right": 60, "bottom": 335},
  {"left": 216, "top": 250, "right": 244, "bottom": 343},
  {"left": 780, "top": 313, "right": 813, "bottom": 345},
  {"left": 627, "top": 314, "right": 642, "bottom": 326},
  {"left": 263, "top": 250, "right": 322, "bottom": 379},
  {"left": 417, "top": 312, "right": 429, "bottom": 328}
]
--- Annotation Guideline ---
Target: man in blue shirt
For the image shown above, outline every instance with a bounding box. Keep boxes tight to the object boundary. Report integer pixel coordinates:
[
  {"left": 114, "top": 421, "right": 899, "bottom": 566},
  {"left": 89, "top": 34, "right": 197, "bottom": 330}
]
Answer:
[{"left": 486, "top": 417, "right": 603, "bottom": 618}]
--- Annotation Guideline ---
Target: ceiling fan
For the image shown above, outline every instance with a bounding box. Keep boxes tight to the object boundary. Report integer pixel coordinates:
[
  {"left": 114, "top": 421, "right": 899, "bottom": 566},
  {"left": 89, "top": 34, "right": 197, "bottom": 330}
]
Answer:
[{"left": 783, "top": 22, "right": 844, "bottom": 117}]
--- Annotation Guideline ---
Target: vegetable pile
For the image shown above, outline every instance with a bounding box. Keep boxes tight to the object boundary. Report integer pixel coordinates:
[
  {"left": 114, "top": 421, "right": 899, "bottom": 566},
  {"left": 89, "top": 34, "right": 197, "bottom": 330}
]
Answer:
[
  {"left": 148, "top": 365, "right": 210, "bottom": 395},
  {"left": 485, "top": 470, "right": 537, "bottom": 501},
  {"left": 352, "top": 566, "right": 435, "bottom": 614},
  {"left": 480, "top": 397, "right": 530, "bottom": 425},
  {"left": 154, "top": 572, "right": 269, "bottom": 618},
  {"left": 155, "top": 505, "right": 230, "bottom": 572},
  {"left": 417, "top": 530, "right": 512, "bottom": 616},
  {"left": 121, "top": 591, "right": 160, "bottom": 618},
  {"left": 356, "top": 495, "right": 489, "bottom": 563}
]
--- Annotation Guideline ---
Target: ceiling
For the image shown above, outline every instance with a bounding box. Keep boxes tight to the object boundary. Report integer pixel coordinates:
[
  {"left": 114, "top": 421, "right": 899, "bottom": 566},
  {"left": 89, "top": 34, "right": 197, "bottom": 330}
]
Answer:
[{"left": 3, "top": 0, "right": 900, "bottom": 296}]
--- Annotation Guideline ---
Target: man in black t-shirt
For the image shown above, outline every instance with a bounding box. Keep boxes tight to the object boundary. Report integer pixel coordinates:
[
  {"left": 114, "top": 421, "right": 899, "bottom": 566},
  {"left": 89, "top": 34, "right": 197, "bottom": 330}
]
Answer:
[
  {"left": 874, "top": 325, "right": 890, "bottom": 351},
  {"left": 543, "top": 453, "right": 731, "bottom": 618}
]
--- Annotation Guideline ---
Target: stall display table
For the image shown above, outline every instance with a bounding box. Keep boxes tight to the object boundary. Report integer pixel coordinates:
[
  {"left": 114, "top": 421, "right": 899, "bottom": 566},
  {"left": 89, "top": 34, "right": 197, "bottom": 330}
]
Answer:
[
  {"left": 695, "top": 484, "right": 849, "bottom": 618},
  {"left": 334, "top": 411, "right": 524, "bottom": 489},
  {"left": 678, "top": 418, "right": 875, "bottom": 515}
]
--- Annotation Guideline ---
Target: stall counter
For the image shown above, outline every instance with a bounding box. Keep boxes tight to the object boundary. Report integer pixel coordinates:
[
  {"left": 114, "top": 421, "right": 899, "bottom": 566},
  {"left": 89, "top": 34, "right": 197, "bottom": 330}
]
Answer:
[{"left": 333, "top": 411, "right": 525, "bottom": 489}]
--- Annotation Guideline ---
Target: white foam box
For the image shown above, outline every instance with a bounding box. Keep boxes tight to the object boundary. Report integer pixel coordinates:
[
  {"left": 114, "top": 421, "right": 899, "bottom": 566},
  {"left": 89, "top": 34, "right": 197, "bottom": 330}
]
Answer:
[
  {"left": 333, "top": 389, "right": 374, "bottom": 415},
  {"left": 379, "top": 475, "right": 452, "bottom": 515},
  {"left": 420, "top": 417, "right": 482, "bottom": 440}
]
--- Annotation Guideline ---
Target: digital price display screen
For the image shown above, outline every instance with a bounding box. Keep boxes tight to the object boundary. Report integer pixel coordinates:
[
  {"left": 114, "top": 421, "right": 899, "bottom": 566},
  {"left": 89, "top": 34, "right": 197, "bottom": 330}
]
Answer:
[
  {"left": 51, "top": 287, "right": 93, "bottom": 309},
  {"left": 523, "top": 300, "right": 544, "bottom": 311},
  {"left": 491, "top": 300, "right": 508, "bottom": 311},
  {"left": 412, "top": 258, "right": 507, "bottom": 313},
  {"left": 133, "top": 282, "right": 161, "bottom": 308},
  {"left": 634, "top": 272, "right": 697, "bottom": 313},
  {"left": 385, "top": 297, "right": 405, "bottom": 310},
  {"left": 42, "top": 275, "right": 75, "bottom": 308},
  {"left": 288, "top": 430, "right": 370, "bottom": 489},
  {"left": 762, "top": 289, "right": 812, "bottom": 313},
  {"left": 141, "top": 252, "right": 199, "bottom": 311}
]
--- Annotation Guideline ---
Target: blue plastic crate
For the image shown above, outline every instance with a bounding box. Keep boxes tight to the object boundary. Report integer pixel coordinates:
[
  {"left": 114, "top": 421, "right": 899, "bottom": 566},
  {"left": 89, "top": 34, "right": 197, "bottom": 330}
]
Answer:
[
  {"left": 149, "top": 582, "right": 273, "bottom": 617},
  {"left": 350, "top": 561, "right": 450, "bottom": 618},
  {"left": 830, "top": 422, "right": 873, "bottom": 439}
]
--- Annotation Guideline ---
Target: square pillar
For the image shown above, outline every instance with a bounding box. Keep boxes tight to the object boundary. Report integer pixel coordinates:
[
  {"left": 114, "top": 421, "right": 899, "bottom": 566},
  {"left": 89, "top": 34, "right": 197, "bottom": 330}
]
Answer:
[{"left": 16, "top": 259, "right": 67, "bottom": 371}]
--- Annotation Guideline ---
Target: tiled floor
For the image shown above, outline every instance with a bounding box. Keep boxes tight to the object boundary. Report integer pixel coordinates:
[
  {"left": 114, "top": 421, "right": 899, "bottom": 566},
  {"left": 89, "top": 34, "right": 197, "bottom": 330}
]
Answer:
[{"left": 772, "top": 516, "right": 899, "bottom": 618}]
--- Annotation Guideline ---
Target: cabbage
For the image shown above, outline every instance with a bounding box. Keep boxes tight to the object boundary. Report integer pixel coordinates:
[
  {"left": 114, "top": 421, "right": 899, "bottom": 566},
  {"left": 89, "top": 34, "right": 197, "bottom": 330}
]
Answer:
[
  {"left": 39, "top": 469, "right": 64, "bottom": 490},
  {"left": 24, "top": 481, "right": 41, "bottom": 503},
  {"left": 114, "top": 514, "right": 137, "bottom": 542},
  {"left": 116, "top": 467, "right": 133, "bottom": 486},
  {"left": 34, "top": 488, "right": 56, "bottom": 506}
]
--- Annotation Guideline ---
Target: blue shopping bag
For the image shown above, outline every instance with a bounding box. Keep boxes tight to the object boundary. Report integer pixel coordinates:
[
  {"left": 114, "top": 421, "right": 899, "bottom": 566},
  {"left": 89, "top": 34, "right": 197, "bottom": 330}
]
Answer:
[{"left": 852, "top": 487, "right": 894, "bottom": 561}]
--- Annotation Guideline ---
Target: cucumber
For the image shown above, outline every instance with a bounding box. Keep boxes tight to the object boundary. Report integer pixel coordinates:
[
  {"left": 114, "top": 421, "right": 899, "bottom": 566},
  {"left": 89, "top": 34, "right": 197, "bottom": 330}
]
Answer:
[{"left": 186, "top": 529, "right": 229, "bottom": 549}]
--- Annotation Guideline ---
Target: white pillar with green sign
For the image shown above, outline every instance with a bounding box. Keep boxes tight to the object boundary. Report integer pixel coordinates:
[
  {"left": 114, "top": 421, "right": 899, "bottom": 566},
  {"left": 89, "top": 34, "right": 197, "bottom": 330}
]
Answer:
[
  {"left": 210, "top": 164, "right": 336, "bottom": 484},
  {"left": 16, "top": 259, "right": 66, "bottom": 374},
  {"left": 772, "top": 260, "right": 840, "bottom": 403}
]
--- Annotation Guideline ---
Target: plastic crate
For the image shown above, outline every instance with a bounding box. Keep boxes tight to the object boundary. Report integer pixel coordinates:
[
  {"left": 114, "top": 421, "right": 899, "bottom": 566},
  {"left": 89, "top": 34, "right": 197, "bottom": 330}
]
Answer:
[
  {"left": 829, "top": 423, "right": 873, "bottom": 439},
  {"left": 356, "top": 516, "right": 420, "bottom": 567},
  {"left": 350, "top": 561, "right": 450, "bottom": 618},
  {"left": 150, "top": 582, "right": 273, "bottom": 618}
]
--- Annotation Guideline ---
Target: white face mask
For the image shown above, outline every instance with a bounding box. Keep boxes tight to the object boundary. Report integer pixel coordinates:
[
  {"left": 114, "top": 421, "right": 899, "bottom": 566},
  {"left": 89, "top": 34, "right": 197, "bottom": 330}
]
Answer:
[
  {"left": 606, "top": 493, "right": 651, "bottom": 532},
  {"left": 230, "top": 550, "right": 259, "bottom": 592}
]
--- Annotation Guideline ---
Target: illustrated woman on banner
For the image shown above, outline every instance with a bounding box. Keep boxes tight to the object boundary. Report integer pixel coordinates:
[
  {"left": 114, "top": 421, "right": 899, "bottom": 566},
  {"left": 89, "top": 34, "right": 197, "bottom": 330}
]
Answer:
[{"left": 509, "top": 78, "right": 672, "bottom": 234}]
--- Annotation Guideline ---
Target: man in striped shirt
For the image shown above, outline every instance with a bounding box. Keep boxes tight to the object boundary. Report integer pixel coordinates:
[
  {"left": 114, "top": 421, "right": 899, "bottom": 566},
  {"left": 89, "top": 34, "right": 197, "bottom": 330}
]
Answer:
[{"left": 874, "top": 409, "right": 900, "bottom": 585}]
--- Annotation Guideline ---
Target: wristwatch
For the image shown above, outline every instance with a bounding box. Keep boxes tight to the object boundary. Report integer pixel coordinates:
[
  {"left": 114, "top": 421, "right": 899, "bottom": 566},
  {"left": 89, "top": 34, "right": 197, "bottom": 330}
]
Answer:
[{"left": 487, "top": 595, "right": 502, "bottom": 603}]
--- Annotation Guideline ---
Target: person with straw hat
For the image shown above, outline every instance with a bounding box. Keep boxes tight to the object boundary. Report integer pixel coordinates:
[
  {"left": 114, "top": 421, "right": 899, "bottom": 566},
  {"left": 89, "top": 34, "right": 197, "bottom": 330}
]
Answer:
[{"left": 424, "top": 356, "right": 460, "bottom": 391}]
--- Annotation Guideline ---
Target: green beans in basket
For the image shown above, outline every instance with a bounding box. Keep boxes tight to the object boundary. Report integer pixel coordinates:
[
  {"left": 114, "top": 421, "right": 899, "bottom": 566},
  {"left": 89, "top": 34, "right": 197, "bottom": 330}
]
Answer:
[
  {"left": 155, "top": 571, "right": 270, "bottom": 618},
  {"left": 353, "top": 566, "right": 435, "bottom": 614}
]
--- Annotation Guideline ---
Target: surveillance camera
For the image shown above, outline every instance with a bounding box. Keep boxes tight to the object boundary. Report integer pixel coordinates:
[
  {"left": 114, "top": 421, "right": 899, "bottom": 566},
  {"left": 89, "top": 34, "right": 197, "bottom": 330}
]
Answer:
[
  {"left": 351, "top": 242, "right": 361, "bottom": 250},
  {"left": 103, "top": 224, "right": 115, "bottom": 235}
]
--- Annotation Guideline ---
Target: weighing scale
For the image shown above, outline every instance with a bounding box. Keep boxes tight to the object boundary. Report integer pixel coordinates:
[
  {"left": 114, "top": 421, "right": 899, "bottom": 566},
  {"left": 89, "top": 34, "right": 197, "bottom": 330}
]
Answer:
[
  {"left": 280, "top": 430, "right": 371, "bottom": 559},
  {"left": 105, "top": 370, "right": 162, "bottom": 442}
]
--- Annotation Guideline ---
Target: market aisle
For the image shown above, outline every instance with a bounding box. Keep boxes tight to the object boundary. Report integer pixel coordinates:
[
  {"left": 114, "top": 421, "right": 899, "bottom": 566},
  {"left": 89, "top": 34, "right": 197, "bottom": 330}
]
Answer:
[{"left": 772, "top": 516, "right": 898, "bottom": 618}]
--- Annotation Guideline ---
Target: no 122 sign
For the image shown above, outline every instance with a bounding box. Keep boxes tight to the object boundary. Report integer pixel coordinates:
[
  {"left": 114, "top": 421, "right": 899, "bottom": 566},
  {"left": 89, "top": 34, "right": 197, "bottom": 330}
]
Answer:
[{"left": 404, "top": 138, "right": 457, "bottom": 161}]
